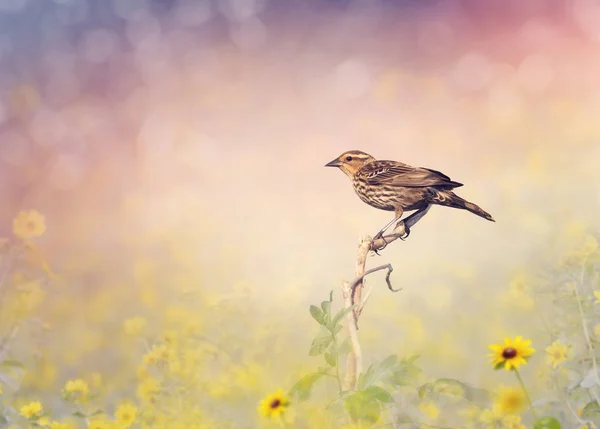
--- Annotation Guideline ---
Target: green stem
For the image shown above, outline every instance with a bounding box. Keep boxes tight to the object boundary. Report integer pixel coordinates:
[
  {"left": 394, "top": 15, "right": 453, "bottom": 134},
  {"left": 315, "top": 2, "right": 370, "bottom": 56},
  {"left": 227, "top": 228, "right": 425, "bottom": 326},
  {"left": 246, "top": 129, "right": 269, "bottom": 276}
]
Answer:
[{"left": 515, "top": 368, "right": 538, "bottom": 422}]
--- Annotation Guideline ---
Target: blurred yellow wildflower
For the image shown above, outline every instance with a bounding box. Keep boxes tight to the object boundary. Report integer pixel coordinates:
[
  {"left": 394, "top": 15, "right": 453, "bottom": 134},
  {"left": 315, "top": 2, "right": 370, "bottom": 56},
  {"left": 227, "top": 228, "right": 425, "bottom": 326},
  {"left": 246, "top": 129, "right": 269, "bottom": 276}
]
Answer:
[
  {"left": 488, "top": 336, "right": 535, "bottom": 370},
  {"left": 480, "top": 406, "right": 503, "bottom": 428},
  {"left": 546, "top": 340, "right": 570, "bottom": 369},
  {"left": 595, "top": 291, "right": 600, "bottom": 305},
  {"left": 13, "top": 210, "right": 46, "bottom": 240},
  {"left": 115, "top": 403, "right": 137, "bottom": 428},
  {"left": 502, "top": 415, "right": 526, "bottom": 429},
  {"left": 494, "top": 385, "right": 526, "bottom": 415},
  {"left": 458, "top": 404, "right": 480, "bottom": 424},
  {"left": 595, "top": 324, "right": 600, "bottom": 337},
  {"left": 137, "top": 377, "right": 160, "bottom": 402},
  {"left": 64, "top": 378, "right": 89, "bottom": 397},
  {"left": 20, "top": 401, "right": 43, "bottom": 419},
  {"left": 13, "top": 279, "right": 46, "bottom": 318},
  {"left": 258, "top": 388, "right": 289, "bottom": 418},
  {"left": 419, "top": 400, "right": 440, "bottom": 419},
  {"left": 143, "top": 344, "right": 174, "bottom": 365},
  {"left": 123, "top": 317, "right": 147, "bottom": 336},
  {"left": 505, "top": 275, "right": 534, "bottom": 310},
  {"left": 88, "top": 420, "right": 111, "bottom": 429}
]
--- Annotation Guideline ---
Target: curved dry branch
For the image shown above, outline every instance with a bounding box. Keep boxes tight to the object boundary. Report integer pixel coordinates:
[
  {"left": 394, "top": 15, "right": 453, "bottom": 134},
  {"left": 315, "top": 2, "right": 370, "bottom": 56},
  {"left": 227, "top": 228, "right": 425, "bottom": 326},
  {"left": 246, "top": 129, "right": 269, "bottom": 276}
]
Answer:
[{"left": 349, "top": 263, "right": 399, "bottom": 293}]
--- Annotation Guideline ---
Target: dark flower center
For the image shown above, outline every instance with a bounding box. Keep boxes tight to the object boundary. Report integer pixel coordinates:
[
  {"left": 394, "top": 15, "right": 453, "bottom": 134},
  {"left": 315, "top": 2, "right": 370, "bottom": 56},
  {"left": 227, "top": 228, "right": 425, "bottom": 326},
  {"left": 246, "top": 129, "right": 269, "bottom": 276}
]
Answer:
[
  {"left": 502, "top": 347, "right": 517, "bottom": 359},
  {"left": 270, "top": 399, "right": 281, "bottom": 409}
]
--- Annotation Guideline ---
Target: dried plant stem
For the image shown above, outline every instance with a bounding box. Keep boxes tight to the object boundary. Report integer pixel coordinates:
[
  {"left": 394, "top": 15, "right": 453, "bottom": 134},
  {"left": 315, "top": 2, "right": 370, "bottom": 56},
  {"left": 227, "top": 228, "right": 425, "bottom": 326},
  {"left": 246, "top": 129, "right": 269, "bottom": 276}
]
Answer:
[{"left": 340, "top": 211, "right": 427, "bottom": 390}]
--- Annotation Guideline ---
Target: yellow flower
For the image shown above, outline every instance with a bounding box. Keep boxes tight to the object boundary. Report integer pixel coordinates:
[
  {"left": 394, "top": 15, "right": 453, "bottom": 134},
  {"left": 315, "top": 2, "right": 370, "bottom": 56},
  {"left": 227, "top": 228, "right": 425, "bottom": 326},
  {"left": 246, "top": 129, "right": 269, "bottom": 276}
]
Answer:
[
  {"left": 123, "top": 317, "right": 146, "bottom": 336},
  {"left": 502, "top": 415, "right": 526, "bottom": 429},
  {"left": 258, "top": 389, "right": 290, "bottom": 418},
  {"left": 480, "top": 406, "right": 503, "bottom": 428},
  {"left": 595, "top": 324, "right": 600, "bottom": 337},
  {"left": 546, "top": 340, "right": 569, "bottom": 369},
  {"left": 494, "top": 386, "right": 526, "bottom": 415},
  {"left": 595, "top": 291, "right": 600, "bottom": 305},
  {"left": 488, "top": 336, "right": 535, "bottom": 370},
  {"left": 12, "top": 210, "right": 46, "bottom": 240},
  {"left": 20, "top": 401, "right": 43, "bottom": 419},
  {"left": 115, "top": 403, "right": 137, "bottom": 428},
  {"left": 143, "top": 344, "right": 174, "bottom": 366},
  {"left": 88, "top": 420, "right": 111, "bottom": 429},
  {"left": 64, "top": 378, "right": 89, "bottom": 397},
  {"left": 419, "top": 400, "right": 440, "bottom": 419},
  {"left": 137, "top": 377, "right": 160, "bottom": 402}
]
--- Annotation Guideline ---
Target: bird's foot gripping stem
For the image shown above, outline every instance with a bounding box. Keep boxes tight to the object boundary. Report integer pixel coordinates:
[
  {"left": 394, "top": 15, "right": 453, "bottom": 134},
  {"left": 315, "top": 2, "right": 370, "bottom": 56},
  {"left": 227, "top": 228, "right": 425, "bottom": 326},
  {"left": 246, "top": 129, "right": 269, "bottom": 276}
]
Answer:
[{"left": 395, "top": 221, "right": 410, "bottom": 241}]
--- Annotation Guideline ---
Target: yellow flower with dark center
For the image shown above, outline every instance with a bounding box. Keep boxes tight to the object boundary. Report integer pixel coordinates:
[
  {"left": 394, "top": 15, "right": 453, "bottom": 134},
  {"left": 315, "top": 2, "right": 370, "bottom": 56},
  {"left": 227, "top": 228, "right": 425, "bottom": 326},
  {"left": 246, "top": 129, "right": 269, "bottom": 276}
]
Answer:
[
  {"left": 20, "top": 401, "right": 43, "bottom": 419},
  {"left": 494, "top": 386, "right": 526, "bottom": 415},
  {"left": 12, "top": 210, "right": 46, "bottom": 240},
  {"left": 115, "top": 403, "right": 137, "bottom": 428},
  {"left": 546, "top": 340, "right": 569, "bottom": 369},
  {"left": 488, "top": 336, "right": 535, "bottom": 370},
  {"left": 258, "top": 389, "right": 290, "bottom": 418}
]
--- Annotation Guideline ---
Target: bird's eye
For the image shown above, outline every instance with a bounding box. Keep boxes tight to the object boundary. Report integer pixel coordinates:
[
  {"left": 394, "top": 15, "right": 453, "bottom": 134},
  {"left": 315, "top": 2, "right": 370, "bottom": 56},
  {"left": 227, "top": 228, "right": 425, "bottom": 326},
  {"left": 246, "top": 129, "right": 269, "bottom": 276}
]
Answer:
[{"left": 345, "top": 156, "right": 353, "bottom": 161}]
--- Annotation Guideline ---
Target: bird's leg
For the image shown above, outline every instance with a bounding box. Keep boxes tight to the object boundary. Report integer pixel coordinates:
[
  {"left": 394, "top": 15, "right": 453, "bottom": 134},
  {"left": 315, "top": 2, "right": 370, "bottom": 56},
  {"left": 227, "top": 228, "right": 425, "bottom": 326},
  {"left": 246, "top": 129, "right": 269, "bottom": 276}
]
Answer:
[
  {"left": 395, "top": 204, "right": 431, "bottom": 240},
  {"left": 372, "top": 216, "right": 401, "bottom": 241},
  {"left": 371, "top": 208, "right": 404, "bottom": 254}
]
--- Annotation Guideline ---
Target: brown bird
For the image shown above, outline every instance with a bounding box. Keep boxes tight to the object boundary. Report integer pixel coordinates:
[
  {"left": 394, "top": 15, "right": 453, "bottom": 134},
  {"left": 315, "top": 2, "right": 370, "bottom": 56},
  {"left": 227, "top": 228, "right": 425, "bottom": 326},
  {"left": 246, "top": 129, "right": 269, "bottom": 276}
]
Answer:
[{"left": 325, "top": 150, "right": 494, "bottom": 242}]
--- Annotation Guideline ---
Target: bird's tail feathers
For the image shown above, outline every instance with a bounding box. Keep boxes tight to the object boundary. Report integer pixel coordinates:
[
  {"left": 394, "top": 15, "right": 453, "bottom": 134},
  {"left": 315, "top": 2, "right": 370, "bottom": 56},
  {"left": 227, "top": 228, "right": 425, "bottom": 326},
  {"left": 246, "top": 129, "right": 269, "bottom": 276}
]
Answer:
[{"left": 433, "top": 190, "right": 495, "bottom": 222}]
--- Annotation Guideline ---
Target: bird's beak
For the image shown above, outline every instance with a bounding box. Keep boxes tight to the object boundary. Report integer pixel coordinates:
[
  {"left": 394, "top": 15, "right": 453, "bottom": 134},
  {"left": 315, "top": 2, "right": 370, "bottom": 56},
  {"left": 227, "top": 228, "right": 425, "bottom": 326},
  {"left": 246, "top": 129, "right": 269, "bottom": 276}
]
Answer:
[{"left": 325, "top": 158, "right": 342, "bottom": 167}]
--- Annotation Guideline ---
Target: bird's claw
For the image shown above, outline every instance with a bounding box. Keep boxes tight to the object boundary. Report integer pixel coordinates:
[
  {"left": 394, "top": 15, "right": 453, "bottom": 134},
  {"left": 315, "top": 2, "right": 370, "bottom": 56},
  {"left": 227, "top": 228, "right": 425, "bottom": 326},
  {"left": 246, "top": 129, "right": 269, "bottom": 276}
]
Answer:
[
  {"left": 371, "top": 234, "right": 389, "bottom": 255},
  {"left": 399, "top": 228, "right": 410, "bottom": 241}
]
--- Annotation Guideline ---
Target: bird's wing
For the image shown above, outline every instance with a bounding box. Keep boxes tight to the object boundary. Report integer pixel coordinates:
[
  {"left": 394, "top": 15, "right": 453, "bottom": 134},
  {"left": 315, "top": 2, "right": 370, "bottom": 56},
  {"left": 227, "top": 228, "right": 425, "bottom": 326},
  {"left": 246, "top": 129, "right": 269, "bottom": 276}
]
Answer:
[{"left": 362, "top": 162, "right": 463, "bottom": 188}]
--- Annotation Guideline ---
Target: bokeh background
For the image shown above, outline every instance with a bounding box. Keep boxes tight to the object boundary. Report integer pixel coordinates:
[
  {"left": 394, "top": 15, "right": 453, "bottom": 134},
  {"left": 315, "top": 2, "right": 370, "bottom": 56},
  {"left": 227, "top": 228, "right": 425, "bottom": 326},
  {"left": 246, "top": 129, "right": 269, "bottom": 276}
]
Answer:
[{"left": 1, "top": 0, "right": 600, "bottom": 427}]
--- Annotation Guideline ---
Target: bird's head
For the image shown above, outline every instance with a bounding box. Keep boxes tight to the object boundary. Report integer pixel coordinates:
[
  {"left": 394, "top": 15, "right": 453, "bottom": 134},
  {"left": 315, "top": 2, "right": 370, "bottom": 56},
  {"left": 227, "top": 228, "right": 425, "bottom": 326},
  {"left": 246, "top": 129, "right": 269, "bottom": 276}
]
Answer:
[{"left": 325, "top": 150, "right": 376, "bottom": 177}]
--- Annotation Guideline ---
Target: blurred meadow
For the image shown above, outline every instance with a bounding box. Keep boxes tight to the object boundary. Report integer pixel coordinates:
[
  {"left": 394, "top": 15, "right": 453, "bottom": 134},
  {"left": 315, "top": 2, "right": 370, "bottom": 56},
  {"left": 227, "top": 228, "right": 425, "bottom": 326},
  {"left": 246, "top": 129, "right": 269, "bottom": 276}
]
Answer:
[{"left": 1, "top": 0, "right": 600, "bottom": 428}]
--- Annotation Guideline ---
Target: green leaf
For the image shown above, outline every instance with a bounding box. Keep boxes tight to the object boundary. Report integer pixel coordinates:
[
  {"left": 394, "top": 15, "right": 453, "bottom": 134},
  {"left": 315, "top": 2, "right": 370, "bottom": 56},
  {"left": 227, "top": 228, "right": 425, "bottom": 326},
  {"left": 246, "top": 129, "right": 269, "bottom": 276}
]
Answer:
[
  {"left": 309, "top": 305, "right": 325, "bottom": 325},
  {"left": 328, "top": 305, "right": 357, "bottom": 332},
  {"left": 345, "top": 391, "right": 381, "bottom": 424},
  {"left": 533, "top": 416, "right": 562, "bottom": 429},
  {"left": 321, "top": 300, "right": 331, "bottom": 322},
  {"left": 72, "top": 411, "right": 87, "bottom": 418},
  {"left": 358, "top": 355, "right": 398, "bottom": 389},
  {"left": 0, "top": 360, "right": 24, "bottom": 368},
  {"left": 363, "top": 386, "right": 394, "bottom": 403},
  {"left": 581, "top": 400, "right": 600, "bottom": 419},
  {"left": 290, "top": 372, "right": 325, "bottom": 401},
  {"left": 309, "top": 329, "right": 333, "bottom": 356},
  {"left": 418, "top": 378, "right": 466, "bottom": 399},
  {"left": 385, "top": 356, "right": 421, "bottom": 387},
  {"left": 324, "top": 344, "right": 337, "bottom": 367}
]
